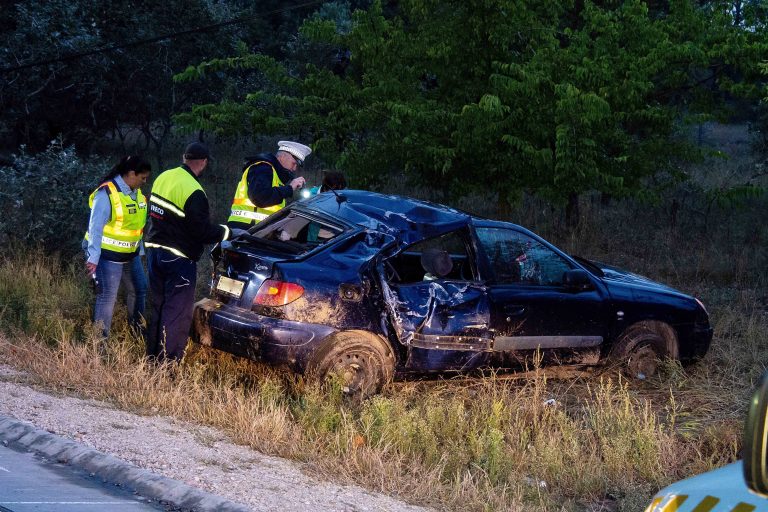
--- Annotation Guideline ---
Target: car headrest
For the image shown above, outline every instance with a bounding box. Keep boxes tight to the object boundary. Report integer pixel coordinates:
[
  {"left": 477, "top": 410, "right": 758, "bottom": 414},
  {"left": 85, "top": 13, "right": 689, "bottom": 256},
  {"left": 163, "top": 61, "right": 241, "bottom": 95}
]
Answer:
[{"left": 420, "top": 248, "right": 453, "bottom": 278}]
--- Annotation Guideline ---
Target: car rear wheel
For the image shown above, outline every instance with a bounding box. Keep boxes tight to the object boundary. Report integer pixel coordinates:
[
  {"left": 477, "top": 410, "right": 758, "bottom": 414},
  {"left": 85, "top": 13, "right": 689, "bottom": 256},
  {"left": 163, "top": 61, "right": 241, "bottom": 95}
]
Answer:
[
  {"left": 611, "top": 322, "right": 678, "bottom": 380},
  {"left": 307, "top": 331, "right": 395, "bottom": 398}
]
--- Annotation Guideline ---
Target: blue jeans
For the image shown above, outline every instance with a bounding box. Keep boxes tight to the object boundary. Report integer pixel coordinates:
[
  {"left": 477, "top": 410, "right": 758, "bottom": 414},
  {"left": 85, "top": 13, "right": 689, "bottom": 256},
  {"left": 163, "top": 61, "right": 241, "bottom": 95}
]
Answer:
[
  {"left": 121, "top": 257, "right": 148, "bottom": 337},
  {"left": 93, "top": 257, "right": 147, "bottom": 338},
  {"left": 146, "top": 248, "right": 197, "bottom": 362}
]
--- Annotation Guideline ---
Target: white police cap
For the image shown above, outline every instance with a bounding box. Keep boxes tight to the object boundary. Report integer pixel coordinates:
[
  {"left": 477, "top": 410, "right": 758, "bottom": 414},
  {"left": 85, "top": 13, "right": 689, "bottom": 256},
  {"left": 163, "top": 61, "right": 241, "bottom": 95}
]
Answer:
[{"left": 277, "top": 141, "right": 312, "bottom": 165}]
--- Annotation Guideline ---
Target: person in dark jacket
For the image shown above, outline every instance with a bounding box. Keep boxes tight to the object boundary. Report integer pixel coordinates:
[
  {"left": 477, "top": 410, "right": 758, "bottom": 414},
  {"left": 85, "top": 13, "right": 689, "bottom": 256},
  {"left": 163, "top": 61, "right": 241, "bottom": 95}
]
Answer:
[
  {"left": 144, "top": 142, "right": 230, "bottom": 362},
  {"left": 227, "top": 140, "right": 311, "bottom": 230}
]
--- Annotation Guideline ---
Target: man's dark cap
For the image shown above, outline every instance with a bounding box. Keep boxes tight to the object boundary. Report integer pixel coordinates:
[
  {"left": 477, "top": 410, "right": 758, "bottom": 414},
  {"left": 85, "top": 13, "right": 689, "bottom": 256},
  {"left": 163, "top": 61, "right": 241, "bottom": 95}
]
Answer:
[{"left": 184, "top": 141, "right": 210, "bottom": 160}]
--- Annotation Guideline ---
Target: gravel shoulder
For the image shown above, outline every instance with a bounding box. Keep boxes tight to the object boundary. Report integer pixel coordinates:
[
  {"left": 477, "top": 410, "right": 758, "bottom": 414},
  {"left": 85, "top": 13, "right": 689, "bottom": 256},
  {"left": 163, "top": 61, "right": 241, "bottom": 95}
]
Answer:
[{"left": 0, "top": 365, "right": 430, "bottom": 512}]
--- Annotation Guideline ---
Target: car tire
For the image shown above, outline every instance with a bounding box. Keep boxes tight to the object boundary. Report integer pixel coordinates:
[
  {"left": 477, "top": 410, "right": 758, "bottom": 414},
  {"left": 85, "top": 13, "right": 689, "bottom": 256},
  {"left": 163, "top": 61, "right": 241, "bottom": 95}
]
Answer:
[
  {"left": 306, "top": 330, "right": 395, "bottom": 398},
  {"left": 610, "top": 322, "right": 678, "bottom": 380}
]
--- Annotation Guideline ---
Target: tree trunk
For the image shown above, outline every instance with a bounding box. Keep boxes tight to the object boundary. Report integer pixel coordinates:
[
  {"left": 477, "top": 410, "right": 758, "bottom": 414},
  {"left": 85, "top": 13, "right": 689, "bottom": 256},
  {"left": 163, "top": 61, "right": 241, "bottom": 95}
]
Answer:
[
  {"left": 496, "top": 192, "right": 511, "bottom": 220},
  {"left": 565, "top": 192, "right": 580, "bottom": 228},
  {"left": 669, "top": 198, "right": 679, "bottom": 228}
]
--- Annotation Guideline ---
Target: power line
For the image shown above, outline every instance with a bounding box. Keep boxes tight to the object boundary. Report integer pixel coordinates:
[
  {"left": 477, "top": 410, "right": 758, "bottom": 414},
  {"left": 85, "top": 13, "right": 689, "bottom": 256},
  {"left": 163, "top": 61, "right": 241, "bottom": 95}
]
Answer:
[{"left": 0, "top": 0, "right": 325, "bottom": 74}]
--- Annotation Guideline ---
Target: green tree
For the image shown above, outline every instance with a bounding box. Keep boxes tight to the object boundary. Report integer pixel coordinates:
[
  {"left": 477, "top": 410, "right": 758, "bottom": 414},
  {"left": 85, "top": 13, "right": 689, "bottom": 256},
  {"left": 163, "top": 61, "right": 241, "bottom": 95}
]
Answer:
[{"left": 176, "top": 0, "right": 768, "bottom": 220}]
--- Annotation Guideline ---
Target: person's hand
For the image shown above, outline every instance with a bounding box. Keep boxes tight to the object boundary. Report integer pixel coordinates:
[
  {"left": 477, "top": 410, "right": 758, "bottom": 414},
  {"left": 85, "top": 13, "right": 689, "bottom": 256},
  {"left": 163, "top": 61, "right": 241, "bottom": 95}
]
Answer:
[
  {"left": 289, "top": 177, "right": 305, "bottom": 191},
  {"left": 86, "top": 262, "right": 97, "bottom": 276}
]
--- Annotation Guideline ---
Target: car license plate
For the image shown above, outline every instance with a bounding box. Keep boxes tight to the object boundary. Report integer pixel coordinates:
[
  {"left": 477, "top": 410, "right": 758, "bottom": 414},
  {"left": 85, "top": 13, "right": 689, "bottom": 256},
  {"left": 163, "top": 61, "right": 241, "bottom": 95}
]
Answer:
[{"left": 216, "top": 276, "right": 245, "bottom": 298}]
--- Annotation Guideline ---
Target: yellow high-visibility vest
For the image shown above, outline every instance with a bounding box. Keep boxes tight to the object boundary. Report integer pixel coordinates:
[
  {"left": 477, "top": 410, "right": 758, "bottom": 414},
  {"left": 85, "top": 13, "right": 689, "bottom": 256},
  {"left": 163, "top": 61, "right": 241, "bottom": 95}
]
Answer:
[
  {"left": 84, "top": 180, "right": 147, "bottom": 262},
  {"left": 228, "top": 161, "right": 285, "bottom": 226}
]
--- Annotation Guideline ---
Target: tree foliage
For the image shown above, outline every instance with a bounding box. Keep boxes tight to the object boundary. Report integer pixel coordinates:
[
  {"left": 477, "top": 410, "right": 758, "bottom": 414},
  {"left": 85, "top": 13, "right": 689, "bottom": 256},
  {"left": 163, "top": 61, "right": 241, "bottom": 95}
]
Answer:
[
  {"left": 0, "top": 0, "right": 226, "bottom": 157},
  {"left": 0, "top": 0, "right": 316, "bottom": 161},
  {"left": 176, "top": 0, "right": 768, "bottom": 215}
]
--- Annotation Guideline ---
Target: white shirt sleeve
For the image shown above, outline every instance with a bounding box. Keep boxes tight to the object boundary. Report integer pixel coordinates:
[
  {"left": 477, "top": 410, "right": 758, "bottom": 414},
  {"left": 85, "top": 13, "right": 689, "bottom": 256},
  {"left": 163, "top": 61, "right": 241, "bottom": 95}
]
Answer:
[{"left": 86, "top": 188, "right": 112, "bottom": 265}]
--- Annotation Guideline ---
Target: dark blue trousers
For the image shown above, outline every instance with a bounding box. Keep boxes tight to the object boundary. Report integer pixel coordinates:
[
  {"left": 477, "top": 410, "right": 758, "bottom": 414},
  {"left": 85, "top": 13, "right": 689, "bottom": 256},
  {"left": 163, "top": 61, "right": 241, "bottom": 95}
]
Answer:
[{"left": 146, "top": 248, "right": 196, "bottom": 362}]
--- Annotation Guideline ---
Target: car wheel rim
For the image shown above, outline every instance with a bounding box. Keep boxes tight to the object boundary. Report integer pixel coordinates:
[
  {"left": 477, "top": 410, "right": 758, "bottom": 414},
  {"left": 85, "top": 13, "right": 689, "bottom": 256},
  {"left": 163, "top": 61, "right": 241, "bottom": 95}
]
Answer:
[
  {"left": 332, "top": 353, "right": 375, "bottom": 394},
  {"left": 627, "top": 343, "right": 660, "bottom": 379}
]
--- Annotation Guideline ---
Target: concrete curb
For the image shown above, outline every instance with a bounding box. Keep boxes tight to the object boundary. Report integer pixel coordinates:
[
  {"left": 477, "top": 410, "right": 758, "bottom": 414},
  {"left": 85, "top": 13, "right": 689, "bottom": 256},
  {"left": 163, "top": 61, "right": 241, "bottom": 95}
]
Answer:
[{"left": 0, "top": 414, "right": 251, "bottom": 512}]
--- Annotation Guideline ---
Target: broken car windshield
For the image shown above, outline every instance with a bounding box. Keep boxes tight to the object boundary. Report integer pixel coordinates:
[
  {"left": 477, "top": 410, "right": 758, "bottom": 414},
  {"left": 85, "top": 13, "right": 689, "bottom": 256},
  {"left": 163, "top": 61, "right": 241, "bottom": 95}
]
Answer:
[{"left": 245, "top": 211, "right": 345, "bottom": 254}]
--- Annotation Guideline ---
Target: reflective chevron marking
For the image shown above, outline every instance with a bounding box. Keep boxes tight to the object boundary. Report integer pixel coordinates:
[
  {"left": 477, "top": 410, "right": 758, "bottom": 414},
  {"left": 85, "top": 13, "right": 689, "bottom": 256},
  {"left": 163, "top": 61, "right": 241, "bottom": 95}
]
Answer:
[
  {"left": 690, "top": 496, "right": 719, "bottom": 511},
  {"left": 729, "top": 503, "right": 756, "bottom": 512},
  {"left": 661, "top": 495, "right": 688, "bottom": 511},
  {"left": 646, "top": 494, "right": 758, "bottom": 512}
]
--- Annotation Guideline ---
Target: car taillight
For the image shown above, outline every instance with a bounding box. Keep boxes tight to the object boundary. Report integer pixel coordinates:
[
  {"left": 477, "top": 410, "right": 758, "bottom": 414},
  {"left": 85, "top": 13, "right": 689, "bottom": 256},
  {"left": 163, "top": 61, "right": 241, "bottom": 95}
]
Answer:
[{"left": 253, "top": 279, "right": 304, "bottom": 306}]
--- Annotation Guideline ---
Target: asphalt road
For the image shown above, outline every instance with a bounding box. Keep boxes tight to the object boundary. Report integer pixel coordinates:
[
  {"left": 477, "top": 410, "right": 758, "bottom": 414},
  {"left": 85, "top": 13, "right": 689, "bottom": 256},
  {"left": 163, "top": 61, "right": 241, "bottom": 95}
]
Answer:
[
  {"left": 0, "top": 415, "right": 248, "bottom": 512},
  {"left": 0, "top": 443, "right": 163, "bottom": 512}
]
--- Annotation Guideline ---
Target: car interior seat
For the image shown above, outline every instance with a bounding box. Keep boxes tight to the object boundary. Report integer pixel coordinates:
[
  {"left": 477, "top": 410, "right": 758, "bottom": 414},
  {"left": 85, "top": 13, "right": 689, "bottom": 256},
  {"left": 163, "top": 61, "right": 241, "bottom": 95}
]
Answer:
[{"left": 420, "top": 248, "right": 453, "bottom": 280}]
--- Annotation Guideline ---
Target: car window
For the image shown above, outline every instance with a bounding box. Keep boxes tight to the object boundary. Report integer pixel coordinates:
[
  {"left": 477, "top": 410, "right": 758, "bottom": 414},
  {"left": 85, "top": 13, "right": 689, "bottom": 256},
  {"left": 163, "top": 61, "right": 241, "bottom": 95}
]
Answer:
[
  {"left": 386, "top": 229, "right": 477, "bottom": 283},
  {"left": 249, "top": 211, "right": 344, "bottom": 253},
  {"left": 475, "top": 227, "right": 571, "bottom": 286}
]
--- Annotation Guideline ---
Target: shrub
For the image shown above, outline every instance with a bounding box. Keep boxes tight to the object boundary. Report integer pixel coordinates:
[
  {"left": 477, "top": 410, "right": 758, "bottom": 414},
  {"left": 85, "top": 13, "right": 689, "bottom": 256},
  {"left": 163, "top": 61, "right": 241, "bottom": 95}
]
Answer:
[{"left": 0, "top": 138, "right": 108, "bottom": 256}]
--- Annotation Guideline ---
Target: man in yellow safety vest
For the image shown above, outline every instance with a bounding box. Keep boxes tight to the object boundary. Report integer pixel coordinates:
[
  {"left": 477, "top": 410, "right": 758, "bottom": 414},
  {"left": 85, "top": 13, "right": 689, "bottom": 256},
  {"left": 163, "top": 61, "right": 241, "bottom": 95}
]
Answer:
[
  {"left": 227, "top": 140, "right": 311, "bottom": 230},
  {"left": 144, "top": 141, "right": 230, "bottom": 362}
]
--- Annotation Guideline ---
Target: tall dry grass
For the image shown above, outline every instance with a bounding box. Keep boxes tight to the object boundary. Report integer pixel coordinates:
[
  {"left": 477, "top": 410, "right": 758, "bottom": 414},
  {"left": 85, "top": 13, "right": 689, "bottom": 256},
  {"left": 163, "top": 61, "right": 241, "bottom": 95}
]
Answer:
[
  {"left": 0, "top": 246, "right": 91, "bottom": 342},
  {"left": 0, "top": 244, "right": 764, "bottom": 510}
]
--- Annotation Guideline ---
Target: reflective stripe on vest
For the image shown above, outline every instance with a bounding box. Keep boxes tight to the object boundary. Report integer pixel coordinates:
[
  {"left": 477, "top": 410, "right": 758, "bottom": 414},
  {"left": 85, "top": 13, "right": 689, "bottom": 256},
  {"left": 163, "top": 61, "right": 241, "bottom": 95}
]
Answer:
[
  {"left": 228, "top": 161, "right": 285, "bottom": 226},
  {"left": 144, "top": 242, "right": 189, "bottom": 259},
  {"left": 150, "top": 195, "right": 185, "bottom": 218},
  {"left": 84, "top": 180, "right": 147, "bottom": 261},
  {"left": 101, "top": 235, "right": 141, "bottom": 251},
  {"left": 144, "top": 221, "right": 230, "bottom": 259},
  {"left": 229, "top": 210, "right": 269, "bottom": 222}
]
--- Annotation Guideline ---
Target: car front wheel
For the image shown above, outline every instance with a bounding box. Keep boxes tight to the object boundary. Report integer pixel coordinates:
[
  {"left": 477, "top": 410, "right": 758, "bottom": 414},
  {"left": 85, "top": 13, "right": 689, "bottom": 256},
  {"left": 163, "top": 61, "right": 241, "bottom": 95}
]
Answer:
[
  {"left": 306, "top": 330, "right": 395, "bottom": 398},
  {"left": 610, "top": 322, "right": 678, "bottom": 380}
]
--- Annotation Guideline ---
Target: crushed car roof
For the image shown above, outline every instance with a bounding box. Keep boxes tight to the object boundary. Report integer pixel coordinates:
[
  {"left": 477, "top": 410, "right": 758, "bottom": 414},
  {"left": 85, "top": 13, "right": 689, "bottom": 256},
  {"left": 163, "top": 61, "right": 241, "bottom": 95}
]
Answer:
[{"left": 299, "top": 190, "right": 473, "bottom": 245}]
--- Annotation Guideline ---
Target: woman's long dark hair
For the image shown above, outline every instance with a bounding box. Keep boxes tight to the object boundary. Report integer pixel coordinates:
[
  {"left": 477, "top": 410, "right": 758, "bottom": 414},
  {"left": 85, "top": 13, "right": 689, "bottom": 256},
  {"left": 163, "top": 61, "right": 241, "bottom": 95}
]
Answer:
[{"left": 97, "top": 155, "right": 151, "bottom": 185}]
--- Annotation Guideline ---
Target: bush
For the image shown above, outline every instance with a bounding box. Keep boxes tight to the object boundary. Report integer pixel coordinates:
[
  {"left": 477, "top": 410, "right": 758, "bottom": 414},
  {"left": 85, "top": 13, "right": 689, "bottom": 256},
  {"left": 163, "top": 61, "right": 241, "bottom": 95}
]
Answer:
[{"left": 0, "top": 138, "right": 108, "bottom": 256}]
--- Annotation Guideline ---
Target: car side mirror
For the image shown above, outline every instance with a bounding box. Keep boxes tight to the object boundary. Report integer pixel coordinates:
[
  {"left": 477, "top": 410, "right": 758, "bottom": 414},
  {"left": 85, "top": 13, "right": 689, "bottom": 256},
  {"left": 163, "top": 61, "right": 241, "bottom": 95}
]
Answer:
[
  {"left": 744, "top": 371, "right": 768, "bottom": 497},
  {"left": 563, "top": 269, "right": 593, "bottom": 291}
]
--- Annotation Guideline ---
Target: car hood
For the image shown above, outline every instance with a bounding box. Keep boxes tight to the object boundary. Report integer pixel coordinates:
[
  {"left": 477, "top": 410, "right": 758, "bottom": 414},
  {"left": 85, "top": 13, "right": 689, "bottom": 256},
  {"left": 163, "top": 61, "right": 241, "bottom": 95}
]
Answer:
[
  {"left": 588, "top": 261, "right": 694, "bottom": 302},
  {"left": 597, "top": 263, "right": 676, "bottom": 291}
]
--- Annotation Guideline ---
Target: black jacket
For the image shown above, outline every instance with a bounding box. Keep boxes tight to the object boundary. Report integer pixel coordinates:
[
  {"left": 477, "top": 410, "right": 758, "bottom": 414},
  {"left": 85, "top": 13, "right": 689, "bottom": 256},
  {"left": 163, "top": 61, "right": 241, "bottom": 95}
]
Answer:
[
  {"left": 245, "top": 153, "right": 296, "bottom": 207},
  {"left": 145, "top": 165, "right": 227, "bottom": 261}
]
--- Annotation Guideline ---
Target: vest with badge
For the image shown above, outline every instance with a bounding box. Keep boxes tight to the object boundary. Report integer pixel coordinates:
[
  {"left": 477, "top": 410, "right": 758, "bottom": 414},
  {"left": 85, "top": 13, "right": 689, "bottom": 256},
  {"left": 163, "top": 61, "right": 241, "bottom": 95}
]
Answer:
[
  {"left": 228, "top": 161, "right": 285, "bottom": 226},
  {"left": 84, "top": 180, "right": 147, "bottom": 262}
]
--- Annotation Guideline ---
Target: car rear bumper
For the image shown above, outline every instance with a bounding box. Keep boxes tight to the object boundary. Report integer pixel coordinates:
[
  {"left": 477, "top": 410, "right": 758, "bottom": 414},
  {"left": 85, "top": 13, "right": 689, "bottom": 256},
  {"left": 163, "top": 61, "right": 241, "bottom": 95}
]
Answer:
[{"left": 192, "top": 298, "right": 337, "bottom": 371}]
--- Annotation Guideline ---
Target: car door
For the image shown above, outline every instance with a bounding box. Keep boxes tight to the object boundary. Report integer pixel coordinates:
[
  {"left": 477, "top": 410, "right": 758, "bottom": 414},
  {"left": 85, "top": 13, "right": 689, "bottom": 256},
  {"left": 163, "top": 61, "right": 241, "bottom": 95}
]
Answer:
[
  {"left": 382, "top": 229, "right": 493, "bottom": 371},
  {"left": 474, "top": 226, "right": 608, "bottom": 362}
]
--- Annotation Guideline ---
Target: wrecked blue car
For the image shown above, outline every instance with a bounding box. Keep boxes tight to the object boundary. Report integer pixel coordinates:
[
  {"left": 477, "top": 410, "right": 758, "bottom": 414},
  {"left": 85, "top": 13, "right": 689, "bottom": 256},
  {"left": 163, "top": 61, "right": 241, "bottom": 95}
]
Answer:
[{"left": 192, "top": 190, "right": 712, "bottom": 395}]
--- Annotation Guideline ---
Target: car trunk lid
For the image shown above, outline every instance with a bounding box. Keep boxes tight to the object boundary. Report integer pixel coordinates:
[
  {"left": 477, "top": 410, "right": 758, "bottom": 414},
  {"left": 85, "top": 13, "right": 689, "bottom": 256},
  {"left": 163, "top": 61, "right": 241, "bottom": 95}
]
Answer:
[{"left": 212, "top": 247, "right": 287, "bottom": 307}]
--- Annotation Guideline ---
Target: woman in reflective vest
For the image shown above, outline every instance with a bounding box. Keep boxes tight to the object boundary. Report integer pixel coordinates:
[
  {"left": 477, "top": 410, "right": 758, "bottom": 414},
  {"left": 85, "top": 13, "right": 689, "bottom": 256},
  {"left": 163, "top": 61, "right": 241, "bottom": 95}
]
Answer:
[{"left": 83, "top": 155, "right": 150, "bottom": 339}]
